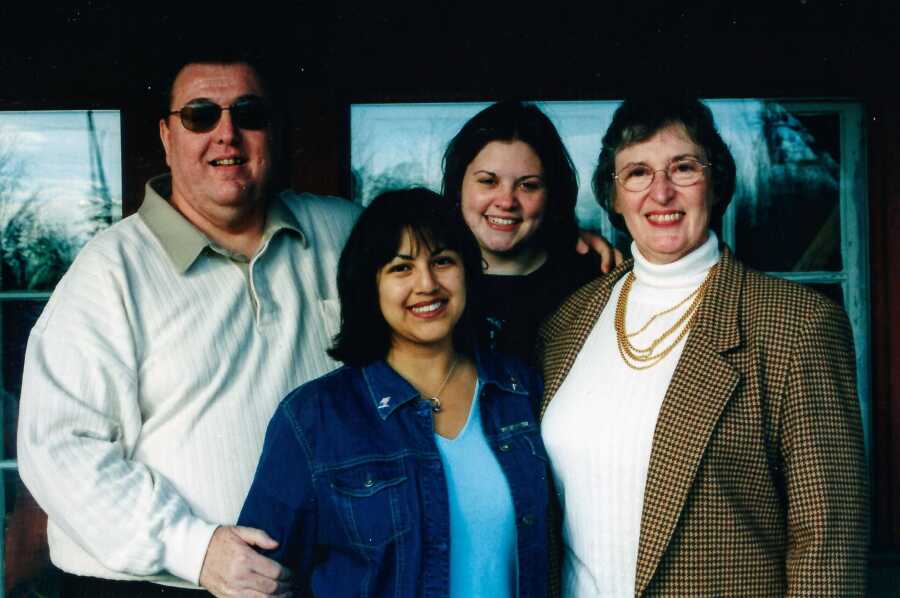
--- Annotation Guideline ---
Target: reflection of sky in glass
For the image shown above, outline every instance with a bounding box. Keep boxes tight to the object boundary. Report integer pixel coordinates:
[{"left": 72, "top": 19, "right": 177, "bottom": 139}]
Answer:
[
  {"left": 350, "top": 99, "right": 797, "bottom": 240},
  {"left": 0, "top": 110, "right": 122, "bottom": 240}
]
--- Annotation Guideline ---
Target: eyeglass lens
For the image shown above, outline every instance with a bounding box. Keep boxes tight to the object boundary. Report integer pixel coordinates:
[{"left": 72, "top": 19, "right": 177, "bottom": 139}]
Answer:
[
  {"left": 618, "top": 159, "right": 707, "bottom": 192},
  {"left": 177, "top": 97, "right": 269, "bottom": 133}
]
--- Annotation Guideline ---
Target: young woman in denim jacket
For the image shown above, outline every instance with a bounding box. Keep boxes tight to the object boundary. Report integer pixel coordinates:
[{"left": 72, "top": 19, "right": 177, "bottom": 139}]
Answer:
[{"left": 239, "top": 188, "right": 552, "bottom": 597}]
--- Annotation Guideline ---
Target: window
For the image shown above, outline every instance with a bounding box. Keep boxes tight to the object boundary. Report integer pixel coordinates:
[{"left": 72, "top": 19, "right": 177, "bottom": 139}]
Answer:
[
  {"left": 0, "top": 110, "right": 122, "bottom": 597},
  {"left": 351, "top": 98, "right": 871, "bottom": 451}
]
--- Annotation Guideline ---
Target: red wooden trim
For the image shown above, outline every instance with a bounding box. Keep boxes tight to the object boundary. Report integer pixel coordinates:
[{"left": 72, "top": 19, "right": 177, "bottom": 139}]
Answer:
[
  {"left": 289, "top": 89, "right": 347, "bottom": 198},
  {"left": 868, "top": 98, "right": 900, "bottom": 550},
  {"left": 4, "top": 479, "right": 49, "bottom": 593}
]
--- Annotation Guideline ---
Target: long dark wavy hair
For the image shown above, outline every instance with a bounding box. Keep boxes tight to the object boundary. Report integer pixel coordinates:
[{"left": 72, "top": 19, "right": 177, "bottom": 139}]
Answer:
[{"left": 441, "top": 100, "right": 580, "bottom": 262}]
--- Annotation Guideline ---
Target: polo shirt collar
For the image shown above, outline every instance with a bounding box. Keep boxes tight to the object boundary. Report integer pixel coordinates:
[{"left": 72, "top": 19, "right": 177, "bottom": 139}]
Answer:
[
  {"left": 264, "top": 195, "right": 305, "bottom": 245},
  {"left": 138, "top": 174, "right": 306, "bottom": 274}
]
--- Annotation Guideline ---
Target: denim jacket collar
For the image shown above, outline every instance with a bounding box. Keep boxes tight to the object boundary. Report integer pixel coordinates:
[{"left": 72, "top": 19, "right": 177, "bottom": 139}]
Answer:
[{"left": 361, "top": 347, "right": 529, "bottom": 421}]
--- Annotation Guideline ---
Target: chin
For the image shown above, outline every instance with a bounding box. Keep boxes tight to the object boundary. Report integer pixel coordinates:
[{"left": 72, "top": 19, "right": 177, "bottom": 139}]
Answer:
[
  {"left": 218, "top": 186, "right": 263, "bottom": 206},
  {"left": 485, "top": 233, "right": 528, "bottom": 251},
  {"left": 483, "top": 243, "right": 516, "bottom": 255}
]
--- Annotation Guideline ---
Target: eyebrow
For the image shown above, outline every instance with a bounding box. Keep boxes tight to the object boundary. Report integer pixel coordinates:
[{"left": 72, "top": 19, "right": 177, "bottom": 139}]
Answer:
[
  {"left": 472, "top": 169, "right": 543, "bottom": 178},
  {"left": 393, "top": 246, "right": 448, "bottom": 261},
  {"left": 620, "top": 153, "right": 704, "bottom": 167},
  {"left": 178, "top": 96, "right": 214, "bottom": 106},
  {"left": 180, "top": 93, "right": 264, "bottom": 106}
]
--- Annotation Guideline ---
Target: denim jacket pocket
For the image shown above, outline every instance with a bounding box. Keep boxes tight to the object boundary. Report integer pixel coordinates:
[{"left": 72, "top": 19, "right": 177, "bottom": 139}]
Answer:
[{"left": 328, "top": 456, "right": 411, "bottom": 550}]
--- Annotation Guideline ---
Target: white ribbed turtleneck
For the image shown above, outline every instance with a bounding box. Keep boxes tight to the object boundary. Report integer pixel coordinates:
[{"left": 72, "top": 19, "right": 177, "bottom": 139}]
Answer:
[{"left": 541, "top": 233, "right": 720, "bottom": 597}]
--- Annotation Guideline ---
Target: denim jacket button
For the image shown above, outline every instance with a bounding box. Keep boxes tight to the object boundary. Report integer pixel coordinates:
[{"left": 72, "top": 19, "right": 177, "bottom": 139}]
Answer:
[
  {"left": 521, "top": 514, "right": 535, "bottom": 526},
  {"left": 363, "top": 477, "right": 375, "bottom": 488},
  {"left": 499, "top": 443, "right": 511, "bottom": 452}
]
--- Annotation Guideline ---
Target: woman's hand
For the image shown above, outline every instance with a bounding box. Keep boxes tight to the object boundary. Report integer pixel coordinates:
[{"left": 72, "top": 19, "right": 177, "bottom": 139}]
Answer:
[{"left": 576, "top": 229, "right": 624, "bottom": 273}]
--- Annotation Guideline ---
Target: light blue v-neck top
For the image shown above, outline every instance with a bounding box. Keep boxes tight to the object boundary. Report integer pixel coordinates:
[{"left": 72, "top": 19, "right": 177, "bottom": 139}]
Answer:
[{"left": 435, "top": 380, "right": 517, "bottom": 597}]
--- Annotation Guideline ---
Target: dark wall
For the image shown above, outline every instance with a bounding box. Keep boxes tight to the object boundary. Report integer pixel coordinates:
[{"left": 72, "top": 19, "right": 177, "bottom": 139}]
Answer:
[{"left": 3, "top": 2, "right": 897, "bottom": 203}]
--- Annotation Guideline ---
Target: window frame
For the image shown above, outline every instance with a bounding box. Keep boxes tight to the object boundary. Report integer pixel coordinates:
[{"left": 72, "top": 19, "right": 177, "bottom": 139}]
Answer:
[
  {"left": 718, "top": 100, "right": 871, "bottom": 454},
  {"left": 0, "top": 108, "right": 125, "bottom": 597}
]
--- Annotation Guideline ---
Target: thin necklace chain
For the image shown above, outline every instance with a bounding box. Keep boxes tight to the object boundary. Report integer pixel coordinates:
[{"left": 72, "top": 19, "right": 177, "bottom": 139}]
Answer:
[
  {"left": 615, "top": 264, "right": 718, "bottom": 370},
  {"left": 625, "top": 285, "right": 702, "bottom": 340},
  {"left": 426, "top": 356, "right": 459, "bottom": 413}
]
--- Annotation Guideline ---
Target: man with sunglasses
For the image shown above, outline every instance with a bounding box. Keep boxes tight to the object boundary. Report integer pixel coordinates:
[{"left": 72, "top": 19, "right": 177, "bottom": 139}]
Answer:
[{"left": 18, "top": 56, "right": 360, "bottom": 597}]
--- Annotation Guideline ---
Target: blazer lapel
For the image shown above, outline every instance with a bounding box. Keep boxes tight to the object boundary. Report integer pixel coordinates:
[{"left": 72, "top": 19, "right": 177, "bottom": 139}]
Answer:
[
  {"left": 542, "top": 261, "right": 632, "bottom": 407},
  {"left": 634, "top": 248, "right": 744, "bottom": 595}
]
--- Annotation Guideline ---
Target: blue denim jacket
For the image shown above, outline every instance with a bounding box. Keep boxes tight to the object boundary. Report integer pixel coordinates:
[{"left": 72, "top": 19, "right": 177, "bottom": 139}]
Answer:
[{"left": 238, "top": 349, "right": 551, "bottom": 598}]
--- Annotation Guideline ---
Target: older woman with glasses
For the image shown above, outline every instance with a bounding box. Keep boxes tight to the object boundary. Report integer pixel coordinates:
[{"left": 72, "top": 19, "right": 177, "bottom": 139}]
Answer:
[{"left": 537, "top": 97, "right": 868, "bottom": 596}]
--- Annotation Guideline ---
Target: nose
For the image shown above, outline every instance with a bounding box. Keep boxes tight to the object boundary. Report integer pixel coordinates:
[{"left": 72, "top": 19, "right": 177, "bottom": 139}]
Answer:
[
  {"left": 213, "top": 108, "right": 240, "bottom": 144},
  {"left": 492, "top": 183, "right": 520, "bottom": 210},
  {"left": 648, "top": 169, "right": 675, "bottom": 204},
  {"left": 415, "top": 265, "right": 439, "bottom": 294}
]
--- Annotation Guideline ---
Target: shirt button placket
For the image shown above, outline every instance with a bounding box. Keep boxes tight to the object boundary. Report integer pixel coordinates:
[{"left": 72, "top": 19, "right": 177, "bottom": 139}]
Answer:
[{"left": 250, "top": 260, "right": 275, "bottom": 327}]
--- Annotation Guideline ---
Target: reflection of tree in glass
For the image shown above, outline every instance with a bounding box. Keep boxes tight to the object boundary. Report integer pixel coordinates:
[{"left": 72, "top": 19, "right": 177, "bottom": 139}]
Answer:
[
  {"left": 0, "top": 139, "right": 76, "bottom": 292},
  {"left": 351, "top": 117, "right": 445, "bottom": 204},
  {"left": 729, "top": 102, "right": 842, "bottom": 272},
  {"left": 84, "top": 110, "right": 114, "bottom": 237},
  {"left": 352, "top": 161, "right": 431, "bottom": 206}
]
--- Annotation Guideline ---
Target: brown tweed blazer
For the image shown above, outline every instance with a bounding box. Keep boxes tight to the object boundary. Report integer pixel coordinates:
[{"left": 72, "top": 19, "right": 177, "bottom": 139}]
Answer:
[{"left": 536, "top": 247, "right": 869, "bottom": 597}]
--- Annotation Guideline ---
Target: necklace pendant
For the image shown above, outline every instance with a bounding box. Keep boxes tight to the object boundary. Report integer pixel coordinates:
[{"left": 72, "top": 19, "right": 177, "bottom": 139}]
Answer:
[{"left": 429, "top": 396, "right": 441, "bottom": 412}]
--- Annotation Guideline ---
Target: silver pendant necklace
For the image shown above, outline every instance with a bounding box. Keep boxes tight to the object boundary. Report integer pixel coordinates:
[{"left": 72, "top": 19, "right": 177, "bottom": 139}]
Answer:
[{"left": 426, "top": 356, "right": 459, "bottom": 413}]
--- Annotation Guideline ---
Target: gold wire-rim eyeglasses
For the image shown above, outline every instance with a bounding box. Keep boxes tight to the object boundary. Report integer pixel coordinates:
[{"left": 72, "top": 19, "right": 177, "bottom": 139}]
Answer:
[{"left": 612, "top": 158, "right": 712, "bottom": 193}]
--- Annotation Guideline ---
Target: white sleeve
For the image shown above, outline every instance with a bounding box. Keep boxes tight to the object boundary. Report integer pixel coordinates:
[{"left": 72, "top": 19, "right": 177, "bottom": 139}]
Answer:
[{"left": 16, "top": 247, "right": 218, "bottom": 583}]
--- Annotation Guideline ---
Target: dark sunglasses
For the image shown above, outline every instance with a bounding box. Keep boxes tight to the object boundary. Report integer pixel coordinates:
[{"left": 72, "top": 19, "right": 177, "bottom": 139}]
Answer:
[{"left": 169, "top": 96, "right": 270, "bottom": 133}]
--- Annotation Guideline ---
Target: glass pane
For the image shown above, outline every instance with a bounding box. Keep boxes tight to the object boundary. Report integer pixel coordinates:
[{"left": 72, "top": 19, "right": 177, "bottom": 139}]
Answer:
[
  {"left": 0, "top": 111, "right": 122, "bottom": 291},
  {"left": 804, "top": 282, "right": 845, "bottom": 309},
  {"left": 730, "top": 105, "right": 842, "bottom": 272},
  {"left": 3, "top": 300, "right": 46, "bottom": 460},
  {"left": 351, "top": 100, "right": 854, "bottom": 260},
  {"left": 350, "top": 102, "right": 484, "bottom": 204},
  {"left": 350, "top": 101, "right": 623, "bottom": 240},
  {"left": 4, "top": 470, "right": 59, "bottom": 597}
]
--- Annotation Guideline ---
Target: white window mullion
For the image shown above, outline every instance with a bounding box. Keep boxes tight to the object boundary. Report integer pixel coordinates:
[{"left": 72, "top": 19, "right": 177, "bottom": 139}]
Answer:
[{"left": 839, "top": 102, "right": 872, "bottom": 456}]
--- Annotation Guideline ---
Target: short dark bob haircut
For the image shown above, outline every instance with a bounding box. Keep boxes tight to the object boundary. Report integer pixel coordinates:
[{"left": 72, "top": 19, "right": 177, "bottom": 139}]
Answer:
[
  {"left": 592, "top": 96, "right": 737, "bottom": 234},
  {"left": 442, "top": 100, "right": 579, "bottom": 262},
  {"left": 328, "top": 187, "right": 484, "bottom": 367}
]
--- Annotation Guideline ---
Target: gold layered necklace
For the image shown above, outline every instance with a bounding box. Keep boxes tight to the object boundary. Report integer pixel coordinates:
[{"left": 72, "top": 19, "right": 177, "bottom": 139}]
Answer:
[{"left": 615, "top": 264, "right": 718, "bottom": 370}]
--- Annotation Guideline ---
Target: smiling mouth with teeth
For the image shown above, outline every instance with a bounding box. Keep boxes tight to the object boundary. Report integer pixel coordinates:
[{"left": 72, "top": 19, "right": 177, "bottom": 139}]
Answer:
[
  {"left": 647, "top": 212, "right": 684, "bottom": 223},
  {"left": 409, "top": 300, "right": 447, "bottom": 315},
  {"left": 210, "top": 157, "right": 247, "bottom": 166},
  {"left": 487, "top": 215, "right": 519, "bottom": 226}
]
